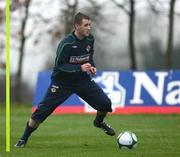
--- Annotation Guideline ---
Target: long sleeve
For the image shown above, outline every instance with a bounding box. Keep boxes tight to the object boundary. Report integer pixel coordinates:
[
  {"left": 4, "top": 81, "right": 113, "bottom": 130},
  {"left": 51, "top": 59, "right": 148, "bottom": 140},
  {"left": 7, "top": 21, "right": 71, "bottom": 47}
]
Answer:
[
  {"left": 89, "top": 37, "right": 95, "bottom": 67},
  {"left": 55, "top": 42, "right": 81, "bottom": 73},
  {"left": 89, "top": 49, "right": 95, "bottom": 67}
]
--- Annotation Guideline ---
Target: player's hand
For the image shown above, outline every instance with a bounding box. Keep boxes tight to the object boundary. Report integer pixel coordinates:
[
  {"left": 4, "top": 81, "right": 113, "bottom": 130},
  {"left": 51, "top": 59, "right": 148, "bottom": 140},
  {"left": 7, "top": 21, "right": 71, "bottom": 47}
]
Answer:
[
  {"left": 90, "top": 66, "right": 97, "bottom": 76},
  {"left": 81, "top": 63, "right": 91, "bottom": 72}
]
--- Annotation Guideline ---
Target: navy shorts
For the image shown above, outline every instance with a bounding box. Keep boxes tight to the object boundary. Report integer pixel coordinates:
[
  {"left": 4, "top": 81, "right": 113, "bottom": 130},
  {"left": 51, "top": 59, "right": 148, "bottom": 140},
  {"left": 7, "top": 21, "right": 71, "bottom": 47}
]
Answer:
[{"left": 31, "top": 80, "right": 112, "bottom": 123}]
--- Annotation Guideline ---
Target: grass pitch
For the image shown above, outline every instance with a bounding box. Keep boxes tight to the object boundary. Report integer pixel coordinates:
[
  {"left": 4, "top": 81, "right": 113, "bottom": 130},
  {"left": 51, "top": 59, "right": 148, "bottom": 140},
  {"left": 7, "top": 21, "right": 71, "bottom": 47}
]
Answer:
[{"left": 0, "top": 105, "right": 180, "bottom": 157}]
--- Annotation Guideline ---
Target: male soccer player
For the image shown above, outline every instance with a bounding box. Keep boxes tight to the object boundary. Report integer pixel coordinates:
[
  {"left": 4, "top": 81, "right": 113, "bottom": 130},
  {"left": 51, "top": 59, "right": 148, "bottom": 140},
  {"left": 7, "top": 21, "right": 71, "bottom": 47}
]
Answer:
[{"left": 15, "top": 12, "right": 115, "bottom": 148}]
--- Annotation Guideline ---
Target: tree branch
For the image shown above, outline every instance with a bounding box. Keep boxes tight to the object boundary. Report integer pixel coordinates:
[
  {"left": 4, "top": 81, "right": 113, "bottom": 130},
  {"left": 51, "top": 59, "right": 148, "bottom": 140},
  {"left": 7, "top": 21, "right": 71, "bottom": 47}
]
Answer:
[
  {"left": 111, "top": 0, "right": 130, "bottom": 15},
  {"left": 147, "top": 0, "right": 161, "bottom": 15},
  {"left": 175, "top": 11, "right": 180, "bottom": 17}
]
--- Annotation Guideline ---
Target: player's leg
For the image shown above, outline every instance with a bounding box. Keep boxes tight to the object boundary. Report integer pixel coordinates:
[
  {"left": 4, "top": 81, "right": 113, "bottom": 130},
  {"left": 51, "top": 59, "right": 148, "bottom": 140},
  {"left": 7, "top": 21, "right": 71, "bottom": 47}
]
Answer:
[
  {"left": 14, "top": 118, "right": 40, "bottom": 148},
  {"left": 93, "top": 111, "right": 115, "bottom": 136},
  {"left": 76, "top": 81, "right": 115, "bottom": 136},
  {"left": 15, "top": 83, "right": 73, "bottom": 148}
]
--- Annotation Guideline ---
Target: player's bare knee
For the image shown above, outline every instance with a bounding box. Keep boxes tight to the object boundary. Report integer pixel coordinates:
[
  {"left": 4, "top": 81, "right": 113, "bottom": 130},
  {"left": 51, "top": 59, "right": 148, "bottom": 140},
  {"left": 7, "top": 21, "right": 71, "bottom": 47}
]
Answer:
[{"left": 28, "top": 118, "right": 40, "bottom": 128}]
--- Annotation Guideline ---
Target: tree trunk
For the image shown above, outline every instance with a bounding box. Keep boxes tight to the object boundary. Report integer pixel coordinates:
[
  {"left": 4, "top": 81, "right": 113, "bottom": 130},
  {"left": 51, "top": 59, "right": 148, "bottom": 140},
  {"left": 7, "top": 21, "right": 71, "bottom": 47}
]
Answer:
[
  {"left": 15, "top": 0, "right": 31, "bottom": 102},
  {"left": 165, "top": 0, "right": 176, "bottom": 69},
  {"left": 64, "top": 0, "right": 78, "bottom": 34},
  {"left": 129, "top": 0, "right": 136, "bottom": 70}
]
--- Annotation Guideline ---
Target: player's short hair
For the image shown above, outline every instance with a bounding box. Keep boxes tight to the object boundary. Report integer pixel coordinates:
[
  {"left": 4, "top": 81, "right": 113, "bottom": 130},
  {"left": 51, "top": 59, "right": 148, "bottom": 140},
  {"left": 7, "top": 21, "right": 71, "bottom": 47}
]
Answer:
[{"left": 73, "top": 12, "right": 90, "bottom": 28}]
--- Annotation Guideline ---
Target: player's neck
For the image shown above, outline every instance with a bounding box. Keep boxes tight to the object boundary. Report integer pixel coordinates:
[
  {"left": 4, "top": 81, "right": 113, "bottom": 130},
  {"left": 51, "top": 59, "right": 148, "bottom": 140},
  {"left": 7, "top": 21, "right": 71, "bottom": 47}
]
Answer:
[{"left": 74, "top": 31, "right": 85, "bottom": 40}]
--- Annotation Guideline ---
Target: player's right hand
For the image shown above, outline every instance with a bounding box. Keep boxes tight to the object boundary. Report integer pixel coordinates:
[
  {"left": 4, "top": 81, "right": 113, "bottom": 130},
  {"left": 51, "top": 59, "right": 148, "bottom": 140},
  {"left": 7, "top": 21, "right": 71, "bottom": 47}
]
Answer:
[{"left": 81, "top": 63, "right": 91, "bottom": 72}]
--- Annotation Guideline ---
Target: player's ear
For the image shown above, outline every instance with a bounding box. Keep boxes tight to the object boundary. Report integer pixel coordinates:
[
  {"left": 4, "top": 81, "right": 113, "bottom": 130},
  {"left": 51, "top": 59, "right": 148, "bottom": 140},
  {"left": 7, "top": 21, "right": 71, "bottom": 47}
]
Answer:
[{"left": 74, "top": 23, "right": 80, "bottom": 30}]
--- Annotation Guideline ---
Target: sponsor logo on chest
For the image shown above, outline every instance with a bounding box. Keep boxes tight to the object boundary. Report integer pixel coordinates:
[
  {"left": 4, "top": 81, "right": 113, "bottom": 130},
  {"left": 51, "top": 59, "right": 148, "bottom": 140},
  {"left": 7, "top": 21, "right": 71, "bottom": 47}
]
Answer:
[{"left": 69, "top": 54, "right": 90, "bottom": 63}]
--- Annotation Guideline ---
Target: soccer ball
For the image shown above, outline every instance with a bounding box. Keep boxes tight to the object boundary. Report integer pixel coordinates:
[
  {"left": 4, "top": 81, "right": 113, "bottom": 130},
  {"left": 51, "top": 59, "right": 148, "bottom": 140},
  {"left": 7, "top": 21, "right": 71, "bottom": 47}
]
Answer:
[{"left": 117, "top": 131, "right": 138, "bottom": 149}]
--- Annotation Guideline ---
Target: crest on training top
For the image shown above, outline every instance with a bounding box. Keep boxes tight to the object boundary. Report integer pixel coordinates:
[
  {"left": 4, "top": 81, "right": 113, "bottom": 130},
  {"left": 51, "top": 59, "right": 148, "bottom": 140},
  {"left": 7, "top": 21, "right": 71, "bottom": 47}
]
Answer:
[{"left": 86, "top": 45, "right": 91, "bottom": 52}]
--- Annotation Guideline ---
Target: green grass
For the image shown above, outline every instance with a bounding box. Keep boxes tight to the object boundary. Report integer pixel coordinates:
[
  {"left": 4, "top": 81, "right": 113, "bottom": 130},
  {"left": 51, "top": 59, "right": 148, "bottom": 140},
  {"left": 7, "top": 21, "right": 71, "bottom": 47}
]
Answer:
[{"left": 0, "top": 105, "right": 180, "bottom": 157}]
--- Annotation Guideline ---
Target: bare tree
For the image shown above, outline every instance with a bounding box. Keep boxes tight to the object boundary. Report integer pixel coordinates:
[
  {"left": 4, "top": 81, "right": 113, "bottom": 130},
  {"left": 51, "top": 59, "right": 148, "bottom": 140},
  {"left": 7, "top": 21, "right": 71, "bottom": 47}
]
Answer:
[
  {"left": 10, "top": 0, "right": 65, "bottom": 102},
  {"left": 11, "top": 0, "right": 32, "bottom": 102},
  {"left": 61, "top": 0, "right": 78, "bottom": 34},
  {"left": 0, "top": 5, "right": 5, "bottom": 71},
  {"left": 112, "top": 0, "right": 137, "bottom": 70},
  {"left": 165, "top": 0, "right": 176, "bottom": 69},
  {"left": 0, "top": 2, "right": 6, "bottom": 103},
  {"left": 147, "top": 0, "right": 177, "bottom": 69},
  {"left": 0, "top": 7, "right": 4, "bottom": 24}
]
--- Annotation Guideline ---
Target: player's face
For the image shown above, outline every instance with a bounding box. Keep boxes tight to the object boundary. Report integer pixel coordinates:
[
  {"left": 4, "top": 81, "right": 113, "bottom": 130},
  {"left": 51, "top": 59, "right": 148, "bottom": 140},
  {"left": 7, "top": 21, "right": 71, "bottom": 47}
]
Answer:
[{"left": 76, "top": 19, "right": 91, "bottom": 37}]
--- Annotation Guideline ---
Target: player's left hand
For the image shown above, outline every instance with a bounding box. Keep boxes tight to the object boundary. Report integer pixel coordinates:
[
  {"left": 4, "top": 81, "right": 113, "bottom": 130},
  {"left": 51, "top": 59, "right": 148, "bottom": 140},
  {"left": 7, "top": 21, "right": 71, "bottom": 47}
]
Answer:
[{"left": 90, "top": 66, "right": 96, "bottom": 76}]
